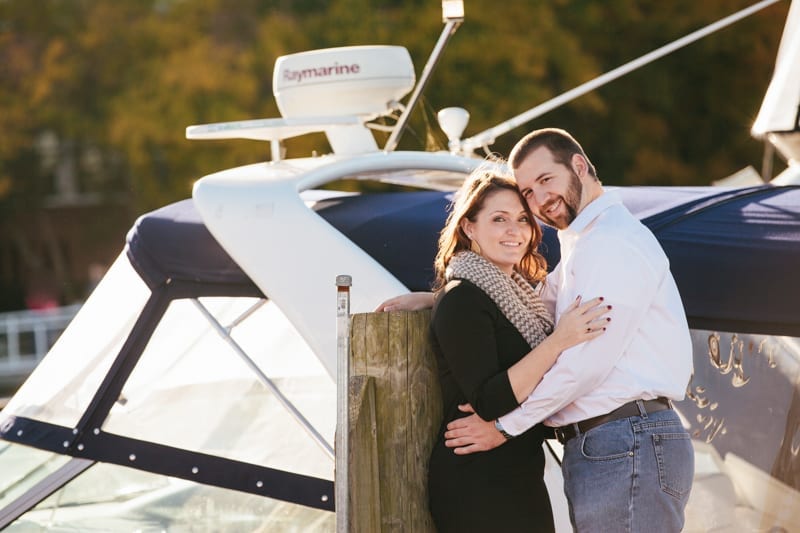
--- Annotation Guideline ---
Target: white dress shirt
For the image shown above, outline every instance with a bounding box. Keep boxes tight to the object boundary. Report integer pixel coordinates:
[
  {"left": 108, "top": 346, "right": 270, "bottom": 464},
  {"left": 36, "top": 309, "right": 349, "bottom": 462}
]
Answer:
[{"left": 499, "top": 190, "right": 693, "bottom": 434}]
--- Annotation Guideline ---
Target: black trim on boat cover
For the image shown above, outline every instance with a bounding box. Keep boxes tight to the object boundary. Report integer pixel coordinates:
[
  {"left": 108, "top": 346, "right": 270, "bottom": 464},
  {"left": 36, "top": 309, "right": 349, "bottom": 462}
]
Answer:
[{"left": 0, "top": 416, "right": 335, "bottom": 512}]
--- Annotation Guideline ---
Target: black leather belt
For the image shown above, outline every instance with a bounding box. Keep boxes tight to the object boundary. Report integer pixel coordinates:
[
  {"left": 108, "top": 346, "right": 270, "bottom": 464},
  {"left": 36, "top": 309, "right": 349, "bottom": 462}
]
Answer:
[{"left": 553, "top": 397, "right": 673, "bottom": 445}]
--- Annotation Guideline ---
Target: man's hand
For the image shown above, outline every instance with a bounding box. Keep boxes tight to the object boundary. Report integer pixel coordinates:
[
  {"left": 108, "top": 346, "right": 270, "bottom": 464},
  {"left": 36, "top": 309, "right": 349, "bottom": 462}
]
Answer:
[{"left": 444, "top": 404, "right": 507, "bottom": 455}]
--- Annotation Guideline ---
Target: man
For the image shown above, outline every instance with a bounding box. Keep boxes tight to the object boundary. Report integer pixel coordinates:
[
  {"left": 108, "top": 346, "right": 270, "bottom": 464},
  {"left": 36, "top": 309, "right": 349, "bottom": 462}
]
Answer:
[{"left": 379, "top": 128, "right": 694, "bottom": 532}]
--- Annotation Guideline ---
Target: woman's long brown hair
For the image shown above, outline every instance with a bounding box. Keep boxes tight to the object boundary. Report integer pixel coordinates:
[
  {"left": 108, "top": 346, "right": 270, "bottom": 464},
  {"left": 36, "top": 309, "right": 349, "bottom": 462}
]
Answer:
[{"left": 433, "top": 169, "right": 548, "bottom": 290}]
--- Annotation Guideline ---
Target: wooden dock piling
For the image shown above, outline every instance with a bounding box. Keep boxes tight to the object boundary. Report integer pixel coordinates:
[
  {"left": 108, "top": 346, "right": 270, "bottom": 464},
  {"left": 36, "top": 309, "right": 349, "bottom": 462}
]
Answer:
[{"left": 347, "top": 310, "right": 441, "bottom": 532}]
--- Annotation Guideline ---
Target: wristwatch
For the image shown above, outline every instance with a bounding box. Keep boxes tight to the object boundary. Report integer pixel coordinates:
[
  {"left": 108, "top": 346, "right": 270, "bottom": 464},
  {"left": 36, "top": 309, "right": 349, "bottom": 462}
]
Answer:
[{"left": 495, "top": 419, "right": 514, "bottom": 440}]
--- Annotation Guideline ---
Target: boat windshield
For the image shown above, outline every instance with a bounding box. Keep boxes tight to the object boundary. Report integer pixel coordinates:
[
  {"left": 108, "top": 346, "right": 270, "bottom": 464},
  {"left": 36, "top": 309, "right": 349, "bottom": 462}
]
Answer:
[
  {"left": 2, "top": 254, "right": 148, "bottom": 428},
  {"left": 0, "top": 443, "right": 71, "bottom": 511},
  {"left": 1, "top": 454, "right": 334, "bottom": 531},
  {"left": 0, "top": 248, "right": 336, "bottom": 529},
  {"left": 101, "top": 295, "right": 335, "bottom": 479}
]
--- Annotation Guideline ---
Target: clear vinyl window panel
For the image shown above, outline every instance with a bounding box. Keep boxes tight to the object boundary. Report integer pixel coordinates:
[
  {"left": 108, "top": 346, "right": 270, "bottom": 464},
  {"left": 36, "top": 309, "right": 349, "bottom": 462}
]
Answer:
[
  {"left": 102, "top": 297, "right": 335, "bottom": 480},
  {"left": 0, "top": 442, "right": 71, "bottom": 511},
  {"left": 1, "top": 254, "right": 149, "bottom": 428}
]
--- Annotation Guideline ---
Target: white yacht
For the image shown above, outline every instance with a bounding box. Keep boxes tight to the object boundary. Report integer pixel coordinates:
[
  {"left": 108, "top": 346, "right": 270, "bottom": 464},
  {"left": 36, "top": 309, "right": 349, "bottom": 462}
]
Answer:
[{"left": 1, "top": 1, "right": 799, "bottom": 531}]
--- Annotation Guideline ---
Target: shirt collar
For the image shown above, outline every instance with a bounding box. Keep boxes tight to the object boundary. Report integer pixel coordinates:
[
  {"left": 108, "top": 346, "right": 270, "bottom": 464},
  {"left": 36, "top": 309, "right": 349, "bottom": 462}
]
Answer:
[{"left": 559, "top": 188, "right": 620, "bottom": 240}]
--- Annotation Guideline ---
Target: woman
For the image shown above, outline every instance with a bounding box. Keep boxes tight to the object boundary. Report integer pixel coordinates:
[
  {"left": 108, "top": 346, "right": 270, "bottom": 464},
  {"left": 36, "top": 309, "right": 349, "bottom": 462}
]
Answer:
[{"left": 427, "top": 168, "right": 607, "bottom": 532}]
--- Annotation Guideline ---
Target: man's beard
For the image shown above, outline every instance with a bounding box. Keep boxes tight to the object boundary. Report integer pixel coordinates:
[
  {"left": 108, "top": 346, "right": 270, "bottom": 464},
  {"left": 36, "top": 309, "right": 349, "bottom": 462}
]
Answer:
[{"left": 539, "top": 170, "right": 582, "bottom": 229}]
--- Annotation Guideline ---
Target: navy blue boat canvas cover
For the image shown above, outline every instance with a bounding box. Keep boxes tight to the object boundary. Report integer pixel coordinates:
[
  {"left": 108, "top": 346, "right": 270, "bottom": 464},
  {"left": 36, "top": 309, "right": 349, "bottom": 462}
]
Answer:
[
  {"left": 126, "top": 198, "right": 261, "bottom": 290},
  {"left": 624, "top": 185, "right": 800, "bottom": 336},
  {"left": 124, "top": 185, "right": 800, "bottom": 337}
]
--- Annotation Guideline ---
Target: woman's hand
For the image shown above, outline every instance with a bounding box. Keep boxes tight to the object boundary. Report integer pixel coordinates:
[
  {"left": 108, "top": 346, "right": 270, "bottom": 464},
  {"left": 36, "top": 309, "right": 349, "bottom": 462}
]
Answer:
[
  {"left": 374, "top": 292, "right": 435, "bottom": 312},
  {"left": 506, "top": 296, "right": 609, "bottom": 402},
  {"left": 549, "top": 296, "right": 610, "bottom": 351}
]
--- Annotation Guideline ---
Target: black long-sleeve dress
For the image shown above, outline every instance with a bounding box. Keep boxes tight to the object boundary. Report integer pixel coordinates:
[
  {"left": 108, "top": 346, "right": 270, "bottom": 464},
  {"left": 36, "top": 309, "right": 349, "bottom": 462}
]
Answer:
[{"left": 428, "top": 278, "right": 555, "bottom": 533}]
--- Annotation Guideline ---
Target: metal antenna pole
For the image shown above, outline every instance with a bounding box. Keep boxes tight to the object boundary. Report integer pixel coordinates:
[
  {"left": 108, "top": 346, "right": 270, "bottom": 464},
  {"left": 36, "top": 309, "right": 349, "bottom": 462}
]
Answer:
[
  {"left": 335, "top": 275, "right": 352, "bottom": 533},
  {"left": 384, "top": 2, "right": 464, "bottom": 152},
  {"left": 460, "top": 0, "right": 783, "bottom": 152}
]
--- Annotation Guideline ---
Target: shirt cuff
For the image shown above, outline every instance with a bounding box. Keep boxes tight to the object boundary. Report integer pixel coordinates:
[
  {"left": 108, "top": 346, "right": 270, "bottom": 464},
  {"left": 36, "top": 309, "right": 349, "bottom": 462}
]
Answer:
[{"left": 497, "top": 408, "right": 539, "bottom": 437}]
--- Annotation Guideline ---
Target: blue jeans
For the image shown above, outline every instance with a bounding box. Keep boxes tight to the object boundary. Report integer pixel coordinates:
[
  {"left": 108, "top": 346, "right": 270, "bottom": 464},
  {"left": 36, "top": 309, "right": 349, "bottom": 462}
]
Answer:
[{"left": 561, "top": 407, "right": 694, "bottom": 532}]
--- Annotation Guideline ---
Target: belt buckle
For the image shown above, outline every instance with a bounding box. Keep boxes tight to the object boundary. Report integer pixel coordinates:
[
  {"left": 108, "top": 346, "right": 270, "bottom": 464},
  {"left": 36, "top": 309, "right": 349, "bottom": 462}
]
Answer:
[
  {"left": 554, "top": 425, "right": 575, "bottom": 445},
  {"left": 554, "top": 427, "right": 566, "bottom": 445}
]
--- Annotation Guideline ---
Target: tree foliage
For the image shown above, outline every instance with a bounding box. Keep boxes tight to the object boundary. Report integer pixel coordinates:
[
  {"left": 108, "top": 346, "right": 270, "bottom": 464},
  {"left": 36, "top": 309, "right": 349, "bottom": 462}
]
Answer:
[
  {"left": 0, "top": 0, "right": 791, "bottom": 309},
  {"left": 0, "top": 0, "right": 790, "bottom": 203}
]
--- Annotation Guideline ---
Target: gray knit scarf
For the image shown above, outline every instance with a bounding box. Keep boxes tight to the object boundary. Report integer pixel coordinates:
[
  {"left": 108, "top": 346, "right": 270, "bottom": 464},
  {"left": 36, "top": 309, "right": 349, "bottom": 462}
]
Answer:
[{"left": 446, "top": 251, "right": 554, "bottom": 348}]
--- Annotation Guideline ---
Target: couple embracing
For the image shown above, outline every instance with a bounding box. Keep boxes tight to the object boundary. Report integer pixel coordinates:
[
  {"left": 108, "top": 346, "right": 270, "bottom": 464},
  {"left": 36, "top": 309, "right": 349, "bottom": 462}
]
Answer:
[{"left": 378, "top": 128, "right": 694, "bottom": 533}]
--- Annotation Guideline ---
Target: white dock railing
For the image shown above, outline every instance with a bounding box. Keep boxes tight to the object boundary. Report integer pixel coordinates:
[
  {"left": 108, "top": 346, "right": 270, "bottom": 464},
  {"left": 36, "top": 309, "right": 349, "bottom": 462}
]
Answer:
[{"left": 0, "top": 304, "right": 81, "bottom": 392}]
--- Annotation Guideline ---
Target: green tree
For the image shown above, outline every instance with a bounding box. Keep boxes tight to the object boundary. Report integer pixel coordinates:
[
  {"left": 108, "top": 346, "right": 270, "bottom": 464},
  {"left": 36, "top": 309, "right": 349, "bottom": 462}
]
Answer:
[{"left": 0, "top": 0, "right": 791, "bottom": 310}]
